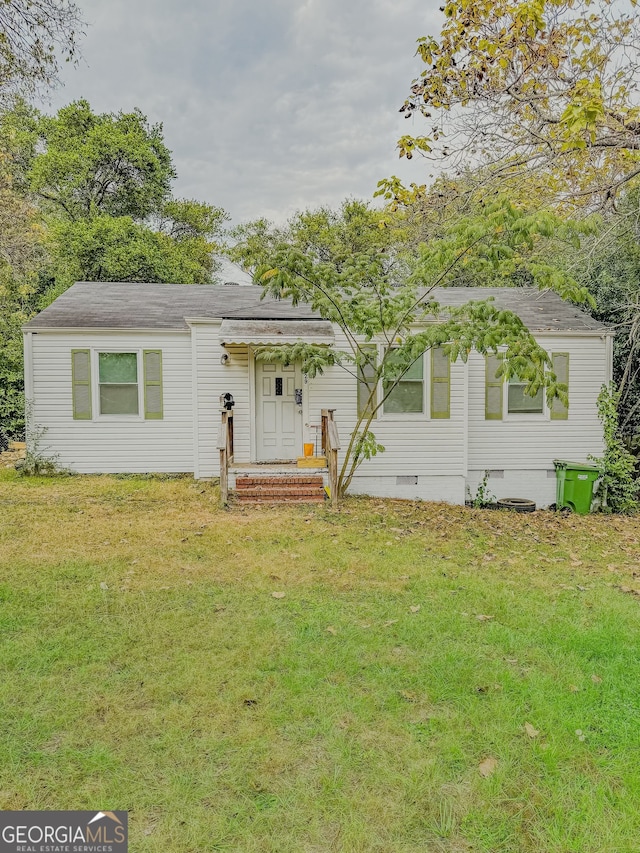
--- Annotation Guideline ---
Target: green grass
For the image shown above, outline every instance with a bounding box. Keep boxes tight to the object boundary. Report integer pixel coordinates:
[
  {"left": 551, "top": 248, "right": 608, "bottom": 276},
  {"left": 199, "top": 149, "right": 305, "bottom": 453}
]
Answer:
[{"left": 1, "top": 469, "right": 640, "bottom": 851}]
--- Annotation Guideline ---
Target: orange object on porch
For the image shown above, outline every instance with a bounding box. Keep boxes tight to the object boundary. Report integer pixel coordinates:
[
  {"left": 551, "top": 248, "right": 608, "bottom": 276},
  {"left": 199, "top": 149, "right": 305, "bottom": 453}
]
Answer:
[{"left": 303, "top": 442, "right": 314, "bottom": 457}]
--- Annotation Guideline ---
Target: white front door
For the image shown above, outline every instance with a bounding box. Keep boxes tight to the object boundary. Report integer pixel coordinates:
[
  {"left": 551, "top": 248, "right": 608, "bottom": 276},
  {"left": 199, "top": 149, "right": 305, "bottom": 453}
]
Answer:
[{"left": 255, "top": 361, "right": 302, "bottom": 461}]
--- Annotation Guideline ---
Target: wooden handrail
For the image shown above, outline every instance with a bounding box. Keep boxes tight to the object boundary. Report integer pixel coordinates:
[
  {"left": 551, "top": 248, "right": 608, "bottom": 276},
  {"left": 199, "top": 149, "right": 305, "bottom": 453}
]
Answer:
[
  {"left": 218, "top": 410, "right": 234, "bottom": 506},
  {"left": 321, "top": 409, "right": 340, "bottom": 508}
]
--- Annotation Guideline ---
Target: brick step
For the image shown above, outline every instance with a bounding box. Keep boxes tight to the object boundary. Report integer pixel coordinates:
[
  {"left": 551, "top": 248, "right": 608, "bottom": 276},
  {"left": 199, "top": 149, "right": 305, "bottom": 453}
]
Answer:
[
  {"left": 235, "top": 475, "right": 324, "bottom": 488},
  {"left": 236, "top": 494, "right": 325, "bottom": 504},
  {"left": 235, "top": 486, "right": 324, "bottom": 497},
  {"left": 233, "top": 473, "right": 326, "bottom": 503}
]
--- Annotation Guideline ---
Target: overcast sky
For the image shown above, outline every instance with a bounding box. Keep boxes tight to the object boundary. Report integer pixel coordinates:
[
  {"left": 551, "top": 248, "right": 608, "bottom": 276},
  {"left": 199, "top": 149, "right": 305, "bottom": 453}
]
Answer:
[{"left": 44, "top": 0, "right": 442, "bottom": 230}]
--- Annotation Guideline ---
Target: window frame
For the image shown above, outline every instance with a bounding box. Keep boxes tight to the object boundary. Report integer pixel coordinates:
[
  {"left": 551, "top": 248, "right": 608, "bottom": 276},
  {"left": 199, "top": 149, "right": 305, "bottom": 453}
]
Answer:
[
  {"left": 93, "top": 349, "right": 144, "bottom": 420},
  {"left": 361, "top": 345, "right": 451, "bottom": 421},
  {"left": 506, "top": 373, "right": 545, "bottom": 417},
  {"left": 486, "top": 351, "right": 565, "bottom": 423},
  {"left": 381, "top": 347, "right": 426, "bottom": 418},
  {"left": 356, "top": 344, "right": 447, "bottom": 421}
]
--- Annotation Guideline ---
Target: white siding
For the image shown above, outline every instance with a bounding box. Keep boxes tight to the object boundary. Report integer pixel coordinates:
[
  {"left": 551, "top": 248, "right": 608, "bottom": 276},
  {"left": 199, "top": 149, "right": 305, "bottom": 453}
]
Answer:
[
  {"left": 29, "top": 322, "right": 609, "bottom": 506},
  {"left": 193, "top": 326, "right": 466, "bottom": 503},
  {"left": 306, "top": 330, "right": 467, "bottom": 502},
  {"left": 193, "top": 326, "right": 609, "bottom": 506},
  {"left": 192, "top": 324, "right": 251, "bottom": 478},
  {"left": 28, "top": 331, "right": 193, "bottom": 473},
  {"left": 467, "top": 335, "right": 608, "bottom": 469},
  {"left": 466, "top": 335, "right": 609, "bottom": 506}
]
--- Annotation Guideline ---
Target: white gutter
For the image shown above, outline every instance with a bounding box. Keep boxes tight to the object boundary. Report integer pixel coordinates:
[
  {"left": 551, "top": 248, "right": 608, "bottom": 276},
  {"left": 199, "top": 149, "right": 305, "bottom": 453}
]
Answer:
[{"left": 21, "top": 327, "right": 190, "bottom": 335}]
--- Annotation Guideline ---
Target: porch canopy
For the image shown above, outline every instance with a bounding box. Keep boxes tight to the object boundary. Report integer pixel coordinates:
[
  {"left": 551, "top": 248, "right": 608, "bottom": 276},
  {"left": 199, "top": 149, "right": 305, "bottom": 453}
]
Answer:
[{"left": 219, "top": 319, "right": 334, "bottom": 346}]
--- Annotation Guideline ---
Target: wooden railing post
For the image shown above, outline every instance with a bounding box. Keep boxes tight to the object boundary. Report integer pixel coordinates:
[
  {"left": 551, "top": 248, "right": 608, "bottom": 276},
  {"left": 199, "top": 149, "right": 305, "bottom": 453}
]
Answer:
[
  {"left": 321, "top": 408, "right": 340, "bottom": 508},
  {"left": 218, "top": 410, "right": 232, "bottom": 507}
]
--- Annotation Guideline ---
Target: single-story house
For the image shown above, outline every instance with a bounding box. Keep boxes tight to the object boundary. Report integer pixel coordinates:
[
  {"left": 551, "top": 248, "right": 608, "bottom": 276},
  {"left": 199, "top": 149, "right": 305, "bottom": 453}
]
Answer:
[{"left": 23, "top": 281, "right": 612, "bottom": 506}]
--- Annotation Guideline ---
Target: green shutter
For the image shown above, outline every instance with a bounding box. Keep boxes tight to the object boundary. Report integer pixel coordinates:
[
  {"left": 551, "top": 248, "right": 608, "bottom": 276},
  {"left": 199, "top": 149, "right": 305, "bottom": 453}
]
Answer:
[
  {"left": 485, "top": 354, "right": 503, "bottom": 420},
  {"left": 430, "top": 346, "right": 450, "bottom": 419},
  {"left": 71, "top": 349, "right": 92, "bottom": 420},
  {"left": 551, "top": 352, "right": 569, "bottom": 420},
  {"left": 143, "top": 350, "right": 163, "bottom": 419}
]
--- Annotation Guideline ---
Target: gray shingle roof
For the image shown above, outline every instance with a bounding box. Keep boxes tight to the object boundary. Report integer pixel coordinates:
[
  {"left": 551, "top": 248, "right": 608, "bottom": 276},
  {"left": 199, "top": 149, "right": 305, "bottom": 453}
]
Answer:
[
  {"left": 427, "top": 287, "right": 608, "bottom": 332},
  {"left": 24, "top": 281, "right": 609, "bottom": 333}
]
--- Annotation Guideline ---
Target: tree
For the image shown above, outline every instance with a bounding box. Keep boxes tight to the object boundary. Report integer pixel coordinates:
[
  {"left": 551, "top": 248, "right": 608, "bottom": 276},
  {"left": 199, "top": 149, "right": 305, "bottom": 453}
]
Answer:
[
  {"left": 46, "top": 212, "right": 223, "bottom": 289},
  {"left": 0, "top": 0, "right": 83, "bottom": 101},
  {"left": 0, "top": 157, "right": 46, "bottom": 442},
  {"left": 393, "top": 0, "right": 640, "bottom": 212},
  {"left": 0, "top": 100, "right": 228, "bottom": 439},
  {"left": 27, "top": 99, "right": 174, "bottom": 220},
  {"left": 1, "top": 99, "right": 229, "bottom": 286},
  {"left": 591, "top": 383, "right": 639, "bottom": 513},
  {"left": 232, "top": 199, "right": 585, "bottom": 497},
  {"left": 571, "top": 190, "right": 640, "bottom": 440}
]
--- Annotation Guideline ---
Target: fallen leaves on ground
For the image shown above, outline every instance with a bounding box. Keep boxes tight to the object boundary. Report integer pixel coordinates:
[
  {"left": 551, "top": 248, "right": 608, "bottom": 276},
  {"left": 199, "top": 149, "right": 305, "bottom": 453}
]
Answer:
[
  {"left": 478, "top": 757, "right": 498, "bottom": 777},
  {"left": 271, "top": 591, "right": 285, "bottom": 599},
  {"left": 524, "top": 722, "right": 540, "bottom": 739},
  {"left": 399, "top": 690, "right": 418, "bottom": 702},
  {"left": 617, "top": 585, "right": 640, "bottom": 597}
]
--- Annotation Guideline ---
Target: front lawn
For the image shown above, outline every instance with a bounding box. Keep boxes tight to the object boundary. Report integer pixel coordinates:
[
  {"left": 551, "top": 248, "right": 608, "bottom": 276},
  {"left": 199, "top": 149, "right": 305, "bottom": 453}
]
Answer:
[{"left": 1, "top": 470, "right": 639, "bottom": 852}]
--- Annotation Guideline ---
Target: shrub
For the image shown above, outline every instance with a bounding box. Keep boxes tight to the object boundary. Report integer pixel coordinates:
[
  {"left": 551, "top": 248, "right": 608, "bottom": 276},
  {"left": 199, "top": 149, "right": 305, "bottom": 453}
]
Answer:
[{"left": 591, "top": 384, "right": 639, "bottom": 514}]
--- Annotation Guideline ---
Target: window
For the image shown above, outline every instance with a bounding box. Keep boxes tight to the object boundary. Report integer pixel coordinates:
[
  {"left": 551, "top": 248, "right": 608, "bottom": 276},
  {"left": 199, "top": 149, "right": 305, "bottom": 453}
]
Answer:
[
  {"left": 99, "top": 352, "right": 139, "bottom": 415},
  {"left": 383, "top": 350, "right": 424, "bottom": 414},
  {"left": 357, "top": 346, "right": 378, "bottom": 418},
  {"left": 485, "top": 352, "right": 569, "bottom": 420},
  {"left": 507, "top": 374, "right": 544, "bottom": 414},
  {"left": 71, "top": 350, "right": 163, "bottom": 420}
]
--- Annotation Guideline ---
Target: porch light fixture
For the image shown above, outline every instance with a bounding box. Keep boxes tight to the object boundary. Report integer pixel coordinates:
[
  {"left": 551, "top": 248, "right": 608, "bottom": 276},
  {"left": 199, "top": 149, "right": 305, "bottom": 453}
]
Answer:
[{"left": 220, "top": 353, "right": 230, "bottom": 365}]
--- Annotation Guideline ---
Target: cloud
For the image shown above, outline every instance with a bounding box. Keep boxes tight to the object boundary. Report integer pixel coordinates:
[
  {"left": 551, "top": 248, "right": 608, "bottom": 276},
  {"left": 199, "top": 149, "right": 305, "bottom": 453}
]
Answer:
[{"left": 45, "top": 0, "right": 441, "bottom": 225}]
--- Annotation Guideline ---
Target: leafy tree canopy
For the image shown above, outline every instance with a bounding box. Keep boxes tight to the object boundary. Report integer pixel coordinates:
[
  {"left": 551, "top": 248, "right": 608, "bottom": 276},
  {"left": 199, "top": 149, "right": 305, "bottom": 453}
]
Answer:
[
  {"left": 0, "top": 154, "right": 46, "bottom": 442},
  {"left": 231, "top": 199, "right": 584, "bottom": 495},
  {"left": 0, "top": 99, "right": 229, "bottom": 439},
  {"left": 5, "top": 98, "right": 175, "bottom": 220},
  {"left": 46, "top": 213, "right": 223, "bottom": 290},
  {"left": 0, "top": 0, "right": 83, "bottom": 101},
  {"left": 390, "top": 0, "right": 640, "bottom": 212},
  {"left": 0, "top": 99, "right": 229, "bottom": 286},
  {"left": 570, "top": 190, "right": 640, "bottom": 440}
]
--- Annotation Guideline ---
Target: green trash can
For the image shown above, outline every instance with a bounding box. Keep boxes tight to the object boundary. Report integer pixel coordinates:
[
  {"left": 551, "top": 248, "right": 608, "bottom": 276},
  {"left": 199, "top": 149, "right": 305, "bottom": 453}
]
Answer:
[{"left": 553, "top": 459, "right": 600, "bottom": 514}]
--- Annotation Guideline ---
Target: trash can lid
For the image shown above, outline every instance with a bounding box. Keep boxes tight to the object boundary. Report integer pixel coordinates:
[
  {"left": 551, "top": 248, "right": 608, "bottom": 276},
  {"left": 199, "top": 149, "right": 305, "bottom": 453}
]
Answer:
[{"left": 553, "top": 459, "right": 600, "bottom": 472}]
